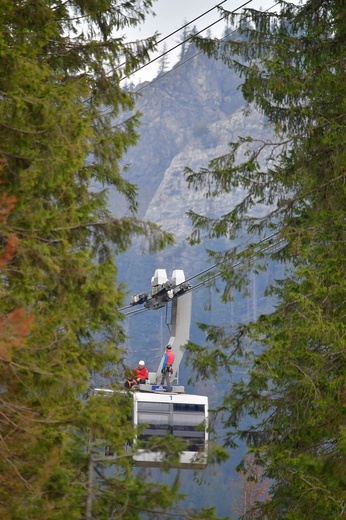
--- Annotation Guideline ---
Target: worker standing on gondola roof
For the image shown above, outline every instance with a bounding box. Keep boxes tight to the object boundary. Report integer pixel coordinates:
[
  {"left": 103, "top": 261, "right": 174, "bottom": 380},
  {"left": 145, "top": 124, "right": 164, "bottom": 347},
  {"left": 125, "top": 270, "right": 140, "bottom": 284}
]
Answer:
[
  {"left": 160, "top": 345, "right": 175, "bottom": 392},
  {"left": 125, "top": 360, "right": 149, "bottom": 389}
]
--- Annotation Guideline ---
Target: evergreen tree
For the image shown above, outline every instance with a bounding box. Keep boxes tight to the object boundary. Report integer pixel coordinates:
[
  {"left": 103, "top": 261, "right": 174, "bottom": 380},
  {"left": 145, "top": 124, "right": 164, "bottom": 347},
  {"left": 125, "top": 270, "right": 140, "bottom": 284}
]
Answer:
[
  {"left": 186, "top": 1, "right": 346, "bottom": 518},
  {"left": 0, "top": 2, "right": 221, "bottom": 519},
  {"left": 179, "top": 21, "right": 191, "bottom": 60},
  {"left": 158, "top": 43, "right": 170, "bottom": 74}
]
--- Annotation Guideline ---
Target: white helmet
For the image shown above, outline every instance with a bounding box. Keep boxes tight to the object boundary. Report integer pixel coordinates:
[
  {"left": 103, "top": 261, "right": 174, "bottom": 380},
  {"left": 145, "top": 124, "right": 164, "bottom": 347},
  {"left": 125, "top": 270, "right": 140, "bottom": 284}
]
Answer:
[{"left": 138, "top": 360, "right": 145, "bottom": 366}]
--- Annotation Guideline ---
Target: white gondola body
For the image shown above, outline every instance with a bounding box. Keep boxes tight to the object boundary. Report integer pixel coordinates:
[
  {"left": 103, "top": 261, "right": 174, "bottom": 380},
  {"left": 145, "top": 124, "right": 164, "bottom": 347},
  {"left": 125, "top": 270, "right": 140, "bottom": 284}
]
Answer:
[{"left": 133, "top": 391, "right": 208, "bottom": 469}]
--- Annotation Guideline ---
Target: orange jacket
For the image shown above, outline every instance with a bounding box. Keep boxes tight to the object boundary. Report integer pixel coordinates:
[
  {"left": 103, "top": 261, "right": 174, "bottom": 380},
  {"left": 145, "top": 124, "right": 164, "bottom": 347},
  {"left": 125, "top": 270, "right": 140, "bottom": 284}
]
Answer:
[{"left": 133, "top": 365, "right": 148, "bottom": 380}]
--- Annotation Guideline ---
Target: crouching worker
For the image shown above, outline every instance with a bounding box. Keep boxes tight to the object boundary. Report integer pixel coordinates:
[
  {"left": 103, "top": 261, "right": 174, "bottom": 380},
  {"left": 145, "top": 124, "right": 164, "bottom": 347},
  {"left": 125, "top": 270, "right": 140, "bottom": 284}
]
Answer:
[{"left": 125, "top": 360, "right": 149, "bottom": 389}]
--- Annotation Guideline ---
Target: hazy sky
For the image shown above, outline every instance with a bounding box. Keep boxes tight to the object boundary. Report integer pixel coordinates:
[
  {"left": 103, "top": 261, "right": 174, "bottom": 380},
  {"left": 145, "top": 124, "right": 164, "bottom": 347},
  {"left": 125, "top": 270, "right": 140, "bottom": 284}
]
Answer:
[{"left": 123, "top": 0, "right": 280, "bottom": 83}]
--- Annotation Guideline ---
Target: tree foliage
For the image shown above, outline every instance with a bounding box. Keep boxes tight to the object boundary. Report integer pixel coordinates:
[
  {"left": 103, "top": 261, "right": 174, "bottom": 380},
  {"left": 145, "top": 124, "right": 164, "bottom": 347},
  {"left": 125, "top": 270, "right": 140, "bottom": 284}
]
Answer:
[
  {"left": 0, "top": 2, "right": 223, "bottom": 519},
  {"left": 186, "top": 1, "right": 346, "bottom": 518}
]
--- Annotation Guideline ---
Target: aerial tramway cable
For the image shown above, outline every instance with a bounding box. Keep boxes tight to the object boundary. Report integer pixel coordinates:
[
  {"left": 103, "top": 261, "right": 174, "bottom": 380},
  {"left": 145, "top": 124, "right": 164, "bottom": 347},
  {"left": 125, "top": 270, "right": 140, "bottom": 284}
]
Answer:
[
  {"left": 120, "top": 0, "right": 253, "bottom": 84},
  {"left": 134, "top": 1, "right": 280, "bottom": 93},
  {"left": 116, "top": 0, "right": 230, "bottom": 78},
  {"left": 120, "top": 232, "right": 287, "bottom": 316}
]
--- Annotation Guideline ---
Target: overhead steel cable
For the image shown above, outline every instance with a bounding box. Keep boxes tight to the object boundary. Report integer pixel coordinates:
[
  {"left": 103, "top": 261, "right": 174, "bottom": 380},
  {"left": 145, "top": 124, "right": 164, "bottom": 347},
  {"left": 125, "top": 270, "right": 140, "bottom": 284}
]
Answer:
[
  {"left": 121, "top": 236, "right": 287, "bottom": 317},
  {"left": 183, "top": 230, "right": 284, "bottom": 285},
  {"left": 187, "top": 238, "right": 287, "bottom": 292},
  {"left": 134, "top": 0, "right": 280, "bottom": 93},
  {"left": 122, "top": 306, "right": 150, "bottom": 318},
  {"left": 119, "top": 303, "right": 134, "bottom": 312},
  {"left": 129, "top": 0, "right": 254, "bottom": 88},
  {"left": 116, "top": 0, "right": 229, "bottom": 76},
  {"left": 153, "top": 0, "right": 229, "bottom": 46},
  {"left": 120, "top": 0, "right": 249, "bottom": 83},
  {"left": 120, "top": 232, "right": 287, "bottom": 315},
  {"left": 84, "top": 1, "right": 233, "bottom": 105},
  {"left": 85, "top": 1, "right": 246, "bottom": 106}
]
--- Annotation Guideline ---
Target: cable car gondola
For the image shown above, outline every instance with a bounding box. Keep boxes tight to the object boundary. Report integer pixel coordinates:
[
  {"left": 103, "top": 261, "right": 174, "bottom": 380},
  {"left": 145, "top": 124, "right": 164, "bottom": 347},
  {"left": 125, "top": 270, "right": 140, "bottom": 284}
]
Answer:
[{"left": 95, "top": 269, "right": 209, "bottom": 469}]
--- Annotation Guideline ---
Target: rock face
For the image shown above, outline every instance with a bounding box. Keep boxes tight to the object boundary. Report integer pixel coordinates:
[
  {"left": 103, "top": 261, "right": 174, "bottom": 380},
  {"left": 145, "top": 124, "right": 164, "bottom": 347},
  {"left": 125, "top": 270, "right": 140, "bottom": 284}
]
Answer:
[
  {"left": 144, "top": 107, "right": 270, "bottom": 241},
  {"left": 113, "top": 42, "right": 272, "bottom": 245}
]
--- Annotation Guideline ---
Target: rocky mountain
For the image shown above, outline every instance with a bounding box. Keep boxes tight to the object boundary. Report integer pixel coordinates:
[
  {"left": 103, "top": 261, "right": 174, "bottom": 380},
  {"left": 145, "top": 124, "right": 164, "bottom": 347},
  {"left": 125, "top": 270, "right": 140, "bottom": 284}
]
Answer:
[
  {"left": 112, "top": 40, "right": 277, "bottom": 331},
  {"left": 111, "top": 41, "right": 270, "bottom": 224}
]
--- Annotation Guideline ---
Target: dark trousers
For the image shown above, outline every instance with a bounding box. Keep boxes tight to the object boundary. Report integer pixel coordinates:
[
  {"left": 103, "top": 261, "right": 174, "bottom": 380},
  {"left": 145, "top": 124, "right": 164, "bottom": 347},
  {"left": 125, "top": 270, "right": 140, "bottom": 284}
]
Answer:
[
  {"left": 125, "top": 378, "right": 146, "bottom": 389},
  {"left": 161, "top": 368, "right": 172, "bottom": 390}
]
